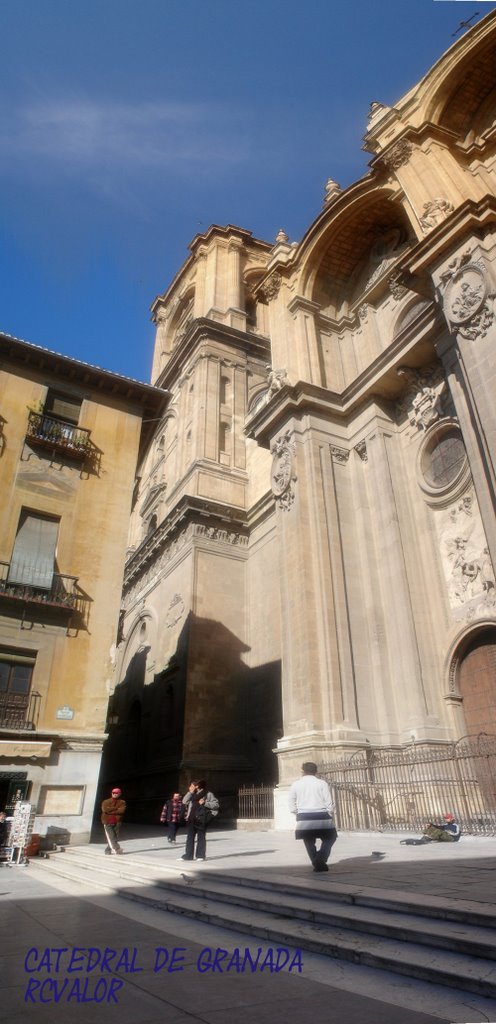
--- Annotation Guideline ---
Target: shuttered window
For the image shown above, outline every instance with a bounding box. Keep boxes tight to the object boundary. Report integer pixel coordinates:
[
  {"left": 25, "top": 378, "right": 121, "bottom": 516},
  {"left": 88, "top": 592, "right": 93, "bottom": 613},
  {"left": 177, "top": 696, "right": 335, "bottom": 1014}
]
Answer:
[
  {"left": 8, "top": 511, "right": 59, "bottom": 590},
  {"left": 0, "top": 651, "right": 36, "bottom": 728},
  {"left": 44, "top": 390, "right": 81, "bottom": 425}
]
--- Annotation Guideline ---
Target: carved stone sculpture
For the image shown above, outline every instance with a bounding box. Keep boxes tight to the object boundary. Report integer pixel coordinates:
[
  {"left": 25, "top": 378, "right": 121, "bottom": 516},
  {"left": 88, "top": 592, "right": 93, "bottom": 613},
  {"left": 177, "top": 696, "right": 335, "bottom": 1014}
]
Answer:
[
  {"left": 266, "top": 366, "right": 289, "bottom": 397},
  {"left": 439, "top": 489, "right": 495, "bottom": 611},
  {"left": 270, "top": 431, "right": 297, "bottom": 511},
  {"left": 441, "top": 257, "right": 494, "bottom": 341},
  {"left": 397, "top": 364, "right": 446, "bottom": 431},
  {"left": 383, "top": 139, "right": 413, "bottom": 170},
  {"left": 261, "top": 273, "right": 282, "bottom": 302},
  {"left": 419, "top": 198, "right": 454, "bottom": 233}
]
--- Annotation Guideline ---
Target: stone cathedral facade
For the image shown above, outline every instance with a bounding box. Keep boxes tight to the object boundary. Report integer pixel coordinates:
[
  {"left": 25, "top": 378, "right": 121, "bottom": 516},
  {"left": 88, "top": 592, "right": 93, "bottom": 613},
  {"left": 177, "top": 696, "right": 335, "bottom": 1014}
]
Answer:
[{"left": 104, "top": 14, "right": 496, "bottom": 823}]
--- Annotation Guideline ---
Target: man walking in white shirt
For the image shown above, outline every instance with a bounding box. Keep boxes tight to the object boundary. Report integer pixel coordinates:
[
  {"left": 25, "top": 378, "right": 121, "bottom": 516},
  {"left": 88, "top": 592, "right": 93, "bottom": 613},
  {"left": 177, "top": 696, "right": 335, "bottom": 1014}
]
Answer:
[{"left": 288, "top": 762, "right": 337, "bottom": 872}]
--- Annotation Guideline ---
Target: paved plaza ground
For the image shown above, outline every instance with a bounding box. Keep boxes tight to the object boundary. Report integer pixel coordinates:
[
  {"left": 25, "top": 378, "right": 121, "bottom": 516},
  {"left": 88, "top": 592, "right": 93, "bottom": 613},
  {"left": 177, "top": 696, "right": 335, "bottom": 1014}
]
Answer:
[{"left": 2, "top": 826, "right": 496, "bottom": 1024}]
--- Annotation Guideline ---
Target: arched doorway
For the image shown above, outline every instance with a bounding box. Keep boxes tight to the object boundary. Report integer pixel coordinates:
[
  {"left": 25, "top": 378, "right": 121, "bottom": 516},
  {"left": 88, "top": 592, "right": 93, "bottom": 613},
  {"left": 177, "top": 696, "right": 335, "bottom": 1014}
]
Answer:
[{"left": 458, "top": 627, "right": 496, "bottom": 737}]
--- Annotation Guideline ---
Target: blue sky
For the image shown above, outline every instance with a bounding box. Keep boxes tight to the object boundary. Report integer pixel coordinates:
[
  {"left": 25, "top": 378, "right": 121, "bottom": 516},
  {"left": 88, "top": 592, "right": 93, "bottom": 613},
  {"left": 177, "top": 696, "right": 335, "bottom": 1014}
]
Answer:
[{"left": 1, "top": 0, "right": 495, "bottom": 383}]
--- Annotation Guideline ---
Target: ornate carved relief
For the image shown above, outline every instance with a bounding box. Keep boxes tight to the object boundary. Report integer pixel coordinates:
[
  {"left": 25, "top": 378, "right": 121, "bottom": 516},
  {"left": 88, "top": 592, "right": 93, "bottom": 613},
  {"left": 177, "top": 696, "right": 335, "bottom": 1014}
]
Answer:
[
  {"left": 419, "top": 198, "right": 454, "bottom": 233},
  {"left": 439, "top": 250, "right": 494, "bottom": 341},
  {"left": 331, "top": 446, "right": 350, "bottom": 465},
  {"left": 354, "top": 441, "right": 368, "bottom": 462},
  {"left": 271, "top": 431, "right": 297, "bottom": 511},
  {"left": 437, "top": 489, "right": 495, "bottom": 617},
  {"left": 382, "top": 139, "right": 413, "bottom": 170},
  {"left": 194, "top": 524, "right": 248, "bottom": 545},
  {"left": 266, "top": 366, "right": 289, "bottom": 397},
  {"left": 397, "top": 364, "right": 447, "bottom": 432},
  {"left": 261, "top": 273, "right": 282, "bottom": 302},
  {"left": 389, "top": 274, "right": 408, "bottom": 301}
]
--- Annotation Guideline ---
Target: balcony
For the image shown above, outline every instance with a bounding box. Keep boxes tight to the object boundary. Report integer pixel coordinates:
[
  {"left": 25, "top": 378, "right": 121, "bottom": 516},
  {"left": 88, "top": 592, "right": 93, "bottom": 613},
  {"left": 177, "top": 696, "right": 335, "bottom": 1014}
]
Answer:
[
  {"left": 0, "top": 562, "right": 79, "bottom": 612},
  {"left": 26, "top": 411, "right": 91, "bottom": 461},
  {"left": 0, "top": 690, "right": 41, "bottom": 731}
]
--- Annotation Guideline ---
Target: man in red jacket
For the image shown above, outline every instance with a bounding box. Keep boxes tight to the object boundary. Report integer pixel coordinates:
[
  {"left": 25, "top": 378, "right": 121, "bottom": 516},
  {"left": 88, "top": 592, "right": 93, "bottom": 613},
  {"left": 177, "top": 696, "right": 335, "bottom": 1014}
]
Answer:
[{"left": 101, "top": 787, "right": 126, "bottom": 855}]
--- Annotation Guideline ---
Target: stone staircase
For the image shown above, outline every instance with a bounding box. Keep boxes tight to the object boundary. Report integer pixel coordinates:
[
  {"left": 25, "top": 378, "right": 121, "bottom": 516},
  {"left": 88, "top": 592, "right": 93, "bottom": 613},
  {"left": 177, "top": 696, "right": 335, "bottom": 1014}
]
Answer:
[{"left": 29, "top": 846, "right": 496, "bottom": 998}]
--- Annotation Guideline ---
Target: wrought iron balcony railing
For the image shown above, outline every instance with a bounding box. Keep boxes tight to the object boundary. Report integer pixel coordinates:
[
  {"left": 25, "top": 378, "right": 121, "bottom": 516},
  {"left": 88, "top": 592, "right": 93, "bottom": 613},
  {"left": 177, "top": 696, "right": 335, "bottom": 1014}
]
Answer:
[
  {"left": 0, "top": 562, "right": 79, "bottom": 611},
  {"left": 0, "top": 690, "right": 41, "bottom": 731},
  {"left": 26, "top": 411, "right": 91, "bottom": 459}
]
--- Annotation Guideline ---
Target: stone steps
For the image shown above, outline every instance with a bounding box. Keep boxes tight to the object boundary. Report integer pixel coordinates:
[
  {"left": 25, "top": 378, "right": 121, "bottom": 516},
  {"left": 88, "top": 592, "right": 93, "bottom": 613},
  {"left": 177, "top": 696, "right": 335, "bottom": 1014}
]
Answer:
[{"left": 29, "top": 848, "right": 496, "bottom": 998}]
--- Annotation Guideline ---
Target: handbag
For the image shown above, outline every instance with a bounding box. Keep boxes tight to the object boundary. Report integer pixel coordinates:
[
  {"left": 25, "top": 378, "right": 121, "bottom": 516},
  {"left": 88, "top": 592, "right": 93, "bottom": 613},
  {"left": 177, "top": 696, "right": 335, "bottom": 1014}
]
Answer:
[{"left": 196, "top": 806, "right": 213, "bottom": 829}]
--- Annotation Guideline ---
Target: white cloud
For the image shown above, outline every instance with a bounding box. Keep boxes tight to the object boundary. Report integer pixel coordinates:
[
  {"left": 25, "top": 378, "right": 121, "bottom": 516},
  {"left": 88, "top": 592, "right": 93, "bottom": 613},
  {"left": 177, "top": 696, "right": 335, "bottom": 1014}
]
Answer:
[{"left": 2, "top": 97, "right": 252, "bottom": 174}]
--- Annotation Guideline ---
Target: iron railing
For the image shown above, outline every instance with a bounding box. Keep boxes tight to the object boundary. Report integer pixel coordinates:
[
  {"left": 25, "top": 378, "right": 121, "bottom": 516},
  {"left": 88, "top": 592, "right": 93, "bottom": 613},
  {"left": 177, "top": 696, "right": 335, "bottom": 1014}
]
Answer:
[
  {"left": 0, "top": 562, "right": 79, "bottom": 611},
  {"left": 320, "top": 734, "right": 496, "bottom": 836},
  {"left": 0, "top": 690, "right": 41, "bottom": 730},
  {"left": 26, "top": 411, "right": 91, "bottom": 460},
  {"left": 238, "top": 784, "right": 274, "bottom": 819}
]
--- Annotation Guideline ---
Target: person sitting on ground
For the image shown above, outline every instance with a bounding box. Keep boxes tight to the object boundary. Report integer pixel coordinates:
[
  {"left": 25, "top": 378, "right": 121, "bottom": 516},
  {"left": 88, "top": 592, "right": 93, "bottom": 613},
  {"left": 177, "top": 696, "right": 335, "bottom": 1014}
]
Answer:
[
  {"left": 401, "top": 812, "right": 461, "bottom": 845},
  {"left": 423, "top": 812, "right": 461, "bottom": 842}
]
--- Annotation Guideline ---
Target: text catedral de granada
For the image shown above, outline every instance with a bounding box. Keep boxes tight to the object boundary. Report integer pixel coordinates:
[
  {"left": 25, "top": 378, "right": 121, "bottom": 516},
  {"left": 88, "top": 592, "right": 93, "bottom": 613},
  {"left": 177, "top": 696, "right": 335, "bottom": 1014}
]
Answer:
[{"left": 24, "top": 945, "right": 304, "bottom": 1004}]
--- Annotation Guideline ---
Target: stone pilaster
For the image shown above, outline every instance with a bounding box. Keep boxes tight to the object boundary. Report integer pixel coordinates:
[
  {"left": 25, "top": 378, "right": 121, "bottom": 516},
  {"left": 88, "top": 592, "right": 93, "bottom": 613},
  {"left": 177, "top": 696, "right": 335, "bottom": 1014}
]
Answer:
[
  {"left": 365, "top": 427, "right": 429, "bottom": 735},
  {"left": 273, "top": 426, "right": 363, "bottom": 785}
]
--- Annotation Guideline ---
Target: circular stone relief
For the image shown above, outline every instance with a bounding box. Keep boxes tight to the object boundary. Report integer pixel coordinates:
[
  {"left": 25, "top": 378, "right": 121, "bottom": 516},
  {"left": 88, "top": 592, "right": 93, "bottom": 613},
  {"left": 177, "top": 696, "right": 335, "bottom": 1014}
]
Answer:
[{"left": 445, "top": 267, "right": 485, "bottom": 325}]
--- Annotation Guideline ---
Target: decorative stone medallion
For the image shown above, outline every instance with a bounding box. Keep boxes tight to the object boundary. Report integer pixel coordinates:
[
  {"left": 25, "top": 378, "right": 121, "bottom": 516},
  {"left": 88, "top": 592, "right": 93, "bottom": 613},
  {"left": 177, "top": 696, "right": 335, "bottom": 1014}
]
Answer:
[
  {"left": 445, "top": 267, "right": 486, "bottom": 325},
  {"left": 270, "top": 431, "right": 297, "bottom": 510}
]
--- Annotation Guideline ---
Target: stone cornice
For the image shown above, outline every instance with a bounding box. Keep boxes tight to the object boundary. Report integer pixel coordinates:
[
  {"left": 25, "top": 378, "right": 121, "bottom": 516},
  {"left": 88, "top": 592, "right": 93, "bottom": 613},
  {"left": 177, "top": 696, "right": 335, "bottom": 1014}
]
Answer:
[
  {"left": 124, "top": 494, "right": 248, "bottom": 588},
  {"left": 245, "top": 302, "right": 442, "bottom": 448},
  {"left": 367, "top": 122, "right": 460, "bottom": 164},
  {"left": 154, "top": 318, "right": 270, "bottom": 390}
]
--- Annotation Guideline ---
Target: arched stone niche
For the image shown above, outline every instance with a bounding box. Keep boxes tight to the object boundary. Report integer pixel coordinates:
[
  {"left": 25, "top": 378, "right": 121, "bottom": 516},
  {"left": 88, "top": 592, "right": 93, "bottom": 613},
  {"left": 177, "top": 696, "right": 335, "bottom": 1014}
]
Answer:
[{"left": 302, "top": 190, "right": 415, "bottom": 320}]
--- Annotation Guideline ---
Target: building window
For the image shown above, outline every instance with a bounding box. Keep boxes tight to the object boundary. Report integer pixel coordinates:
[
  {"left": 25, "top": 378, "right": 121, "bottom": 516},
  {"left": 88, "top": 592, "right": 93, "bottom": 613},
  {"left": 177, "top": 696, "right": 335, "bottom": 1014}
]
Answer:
[
  {"left": 417, "top": 421, "right": 469, "bottom": 502},
  {"left": 425, "top": 431, "right": 466, "bottom": 488},
  {"left": 26, "top": 389, "right": 90, "bottom": 461},
  {"left": 8, "top": 511, "right": 59, "bottom": 590},
  {"left": 220, "top": 376, "right": 231, "bottom": 407},
  {"left": 0, "top": 650, "right": 36, "bottom": 729},
  {"left": 219, "top": 422, "right": 230, "bottom": 455},
  {"left": 421, "top": 427, "right": 467, "bottom": 490},
  {"left": 44, "top": 390, "right": 82, "bottom": 425}
]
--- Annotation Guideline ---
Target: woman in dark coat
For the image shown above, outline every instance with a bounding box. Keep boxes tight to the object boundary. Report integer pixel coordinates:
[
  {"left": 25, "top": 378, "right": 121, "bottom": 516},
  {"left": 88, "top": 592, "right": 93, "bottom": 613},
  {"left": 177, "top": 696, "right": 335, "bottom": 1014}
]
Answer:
[{"left": 180, "top": 779, "right": 219, "bottom": 861}]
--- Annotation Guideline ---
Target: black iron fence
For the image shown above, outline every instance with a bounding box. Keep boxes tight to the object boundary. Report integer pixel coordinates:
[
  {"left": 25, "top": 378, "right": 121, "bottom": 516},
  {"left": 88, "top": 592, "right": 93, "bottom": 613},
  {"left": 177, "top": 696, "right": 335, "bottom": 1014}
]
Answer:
[
  {"left": 238, "top": 784, "right": 274, "bottom": 819},
  {"left": 320, "top": 734, "right": 496, "bottom": 836},
  {"left": 0, "top": 562, "right": 79, "bottom": 611},
  {"left": 236, "top": 736, "right": 496, "bottom": 835},
  {"left": 26, "top": 411, "right": 91, "bottom": 459}
]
